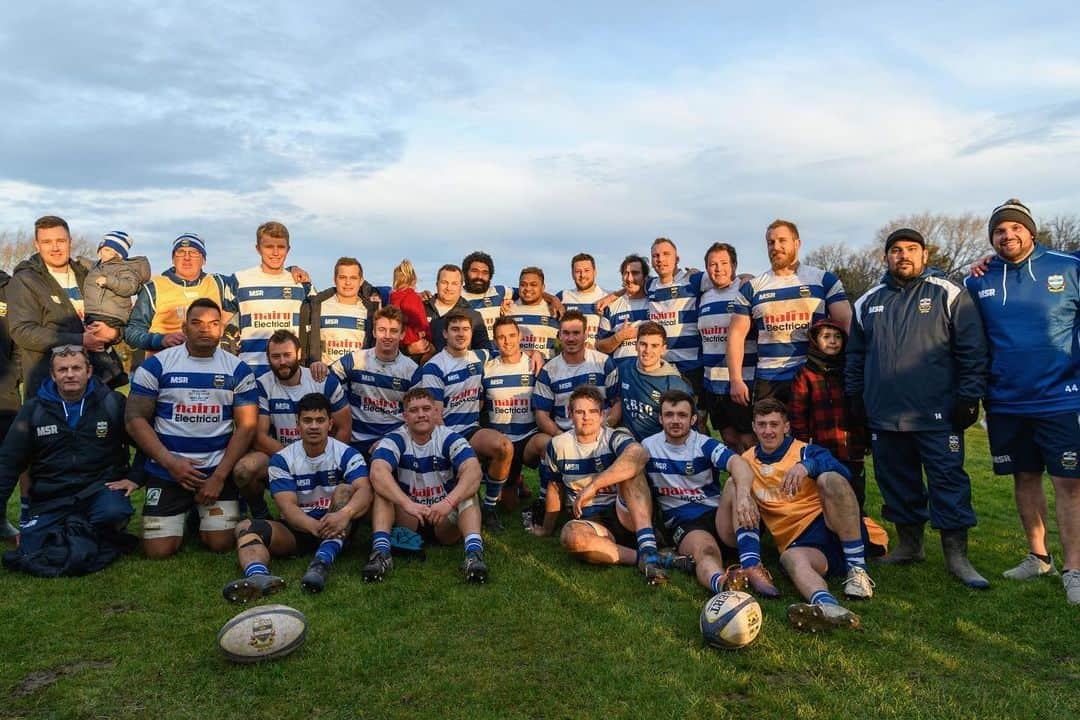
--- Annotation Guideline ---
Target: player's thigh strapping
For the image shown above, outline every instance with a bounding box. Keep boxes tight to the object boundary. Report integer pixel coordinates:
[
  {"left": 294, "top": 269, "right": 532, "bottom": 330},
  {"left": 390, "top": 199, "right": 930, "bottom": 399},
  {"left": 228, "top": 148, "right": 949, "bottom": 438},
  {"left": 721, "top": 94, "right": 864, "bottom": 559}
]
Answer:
[{"left": 141, "top": 477, "right": 241, "bottom": 539}]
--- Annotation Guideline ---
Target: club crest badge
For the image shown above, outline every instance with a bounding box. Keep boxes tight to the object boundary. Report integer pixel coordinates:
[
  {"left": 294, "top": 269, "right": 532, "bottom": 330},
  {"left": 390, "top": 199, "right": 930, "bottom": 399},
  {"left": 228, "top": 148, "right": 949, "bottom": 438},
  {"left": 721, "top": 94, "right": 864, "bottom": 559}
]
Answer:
[
  {"left": 799, "top": 286, "right": 811, "bottom": 298},
  {"left": 282, "top": 287, "right": 293, "bottom": 300},
  {"left": 96, "top": 421, "right": 108, "bottom": 439},
  {"left": 918, "top": 297, "right": 932, "bottom": 314},
  {"left": 948, "top": 435, "right": 961, "bottom": 453},
  {"left": 1048, "top": 274, "right": 1065, "bottom": 292},
  {"left": 213, "top": 374, "right": 226, "bottom": 389}
]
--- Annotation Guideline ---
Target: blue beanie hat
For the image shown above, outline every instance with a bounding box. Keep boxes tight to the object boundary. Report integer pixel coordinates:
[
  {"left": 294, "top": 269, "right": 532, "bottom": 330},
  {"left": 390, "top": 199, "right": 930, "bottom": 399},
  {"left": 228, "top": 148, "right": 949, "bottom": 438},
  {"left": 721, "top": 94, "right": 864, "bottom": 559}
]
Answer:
[
  {"left": 172, "top": 233, "right": 206, "bottom": 258},
  {"left": 98, "top": 230, "right": 132, "bottom": 259}
]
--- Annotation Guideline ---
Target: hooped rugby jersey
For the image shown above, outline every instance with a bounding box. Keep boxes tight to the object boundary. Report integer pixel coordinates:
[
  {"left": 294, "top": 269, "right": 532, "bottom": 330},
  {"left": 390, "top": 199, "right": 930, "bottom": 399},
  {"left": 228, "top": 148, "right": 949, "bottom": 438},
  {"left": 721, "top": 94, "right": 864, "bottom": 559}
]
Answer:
[
  {"left": 130, "top": 345, "right": 259, "bottom": 480},
  {"left": 482, "top": 354, "right": 536, "bottom": 442},
  {"left": 229, "top": 266, "right": 314, "bottom": 377},
  {"left": 642, "top": 430, "right": 736, "bottom": 527},
  {"left": 733, "top": 264, "right": 846, "bottom": 382},
  {"left": 597, "top": 295, "right": 650, "bottom": 366},
  {"left": 49, "top": 267, "right": 84, "bottom": 319},
  {"left": 698, "top": 282, "right": 757, "bottom": 394},
  {"left": 316, "top": 296, "right": 370, "bottom": 365},
  {"left": 371, "top": 425, "right": 477, "bottom": 504},
  {"left": 540, "top": 426, "right": 634, "bottom": 518},
  {"left": 533, "top": 349, "right": 619, "bottom": 431},
  {"left": 506, "top": 300, "right": 559, "bottom": 360},
  {"left": 331, "top": 349, "right": 417, "bottom": 453},
  {"left": 268, "top": 437, "right": 367, "bottom": 520},
  {"left": 557, "top": 285, "right": 606, "bottom": 346},
  {"left": 647, "top": 269, "right": 708, "bottom": 372},
  {"left": 257, "top": 366, "right": 348, "bottom": 446},
  {"left": 463, "top": 285, "right": 515, "bottom": 347},
  {"left": 418, "top": 348, "right": 492, "bottom": 434}
]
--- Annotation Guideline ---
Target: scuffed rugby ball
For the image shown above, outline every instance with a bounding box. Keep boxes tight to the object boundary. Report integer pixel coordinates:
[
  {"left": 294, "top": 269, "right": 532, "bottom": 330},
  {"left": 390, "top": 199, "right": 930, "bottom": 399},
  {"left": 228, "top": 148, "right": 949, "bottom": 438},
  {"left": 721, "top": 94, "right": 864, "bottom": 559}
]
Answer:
[
  {"left": 700, "top": 590, "right": 762, "bottom": 649},
  {"left": 217, "top": 604, "right": 307, "bottom": 663}
]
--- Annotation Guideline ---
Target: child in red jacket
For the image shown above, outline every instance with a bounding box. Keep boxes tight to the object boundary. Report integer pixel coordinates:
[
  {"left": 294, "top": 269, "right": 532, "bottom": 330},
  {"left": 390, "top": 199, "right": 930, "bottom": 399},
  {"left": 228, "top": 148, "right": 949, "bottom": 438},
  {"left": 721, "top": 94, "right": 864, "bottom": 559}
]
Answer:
[
  {"left": 389, "top": 259, "right": 434, "bottom": 365},
  {"left": 789, "top": 319, "right": 868, "bottom": 511}
]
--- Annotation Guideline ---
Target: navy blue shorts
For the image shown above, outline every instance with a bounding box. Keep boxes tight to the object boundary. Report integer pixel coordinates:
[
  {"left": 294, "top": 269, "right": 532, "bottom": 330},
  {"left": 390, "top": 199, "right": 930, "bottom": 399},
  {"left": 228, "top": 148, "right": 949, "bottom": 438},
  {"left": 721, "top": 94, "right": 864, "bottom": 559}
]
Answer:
[
  {"left": 786, "top": 513, "right": 883, "bottom": 577},
  {"left": 986, "top": 411, "right": 1080, "bottom": 478}
]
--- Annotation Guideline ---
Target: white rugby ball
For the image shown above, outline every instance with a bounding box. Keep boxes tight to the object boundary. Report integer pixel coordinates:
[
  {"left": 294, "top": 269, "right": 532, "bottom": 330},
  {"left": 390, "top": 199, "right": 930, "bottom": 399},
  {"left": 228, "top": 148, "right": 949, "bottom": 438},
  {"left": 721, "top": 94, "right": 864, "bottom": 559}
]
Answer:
[
  {"left": 217, "top": 604, "right": 307, "bottom": 663},
  {"left": 700, "top": 590, "right": 762, "bottom": 649}
]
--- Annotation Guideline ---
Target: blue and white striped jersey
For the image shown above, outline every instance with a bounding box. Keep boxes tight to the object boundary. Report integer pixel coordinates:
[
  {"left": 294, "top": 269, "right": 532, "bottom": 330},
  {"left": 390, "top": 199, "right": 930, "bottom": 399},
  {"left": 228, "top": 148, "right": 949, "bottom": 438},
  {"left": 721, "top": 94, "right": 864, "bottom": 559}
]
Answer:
[
  {"left": 316, "top": 296, "right": 369, "bottom": 365},
  {"left": 642, "top": 430, "right": 736, "bottom": 527},
  {"left": 49, "top": 267, "right": 84, "bottom": 319},
  {"left": 698, "top": 282, "right": 757, "bottom": 394},
  {"left": 597, "top": 295, "right": 650, "bottom": 366},
  {"left": 533, "top": 349, "right": 619, "bottom": 431},
  {"left": 331, "top": 349, "right": 417, "bottom": 454},
  {"left": 482, "top": 354, "right": 537, "bottom": 442},
  {"left": 418, "top": 348, "right": 492, "bottom": 434},
  {"left": 733, "top": 264, "right": 846, "bottom": 382},
  {"left": 506, "top": 301, "right": 559, "bottom": 360},
  {"left": 257, "top": 367, "right": 348, "bottom": 446},
  {"left": 371, "top": 425, "right": 477, "bottom": 504},
  {"left": 130, "top": 345, "right": 259, "bottom": 480},
  {"left": 229, "top": 266, "right": 314, "bottom": 377},
  {"left": 557, "top": 285, "right": 606, "bottom": 346},
  {"left": 462, "top": 285, "right": 515, "bottom": 347},
  {"left": 268, "top": 438, "right": 367, "bottom": 520},
  {"left": 540, "top": 427, "right": 634, "bottom": 518},
  {"left": 647, "top": 270, "right": 708, "bottom": 373}
]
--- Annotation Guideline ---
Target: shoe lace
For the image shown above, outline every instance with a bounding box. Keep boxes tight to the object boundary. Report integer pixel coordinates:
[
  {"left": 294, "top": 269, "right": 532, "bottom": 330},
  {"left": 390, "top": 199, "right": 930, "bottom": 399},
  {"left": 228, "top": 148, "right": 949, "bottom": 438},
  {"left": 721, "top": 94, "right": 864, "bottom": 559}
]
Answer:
[{"left": 845, "top": 567, "right": 876, "bottom": 590}]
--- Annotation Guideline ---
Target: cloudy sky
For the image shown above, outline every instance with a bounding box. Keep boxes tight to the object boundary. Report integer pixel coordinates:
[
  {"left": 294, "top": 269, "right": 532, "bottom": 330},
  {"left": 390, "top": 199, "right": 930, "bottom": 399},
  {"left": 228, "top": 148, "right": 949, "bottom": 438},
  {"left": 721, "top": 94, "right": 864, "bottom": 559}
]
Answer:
[{"left": 2, "top": 1, "right": 1079, "bottom": 289}]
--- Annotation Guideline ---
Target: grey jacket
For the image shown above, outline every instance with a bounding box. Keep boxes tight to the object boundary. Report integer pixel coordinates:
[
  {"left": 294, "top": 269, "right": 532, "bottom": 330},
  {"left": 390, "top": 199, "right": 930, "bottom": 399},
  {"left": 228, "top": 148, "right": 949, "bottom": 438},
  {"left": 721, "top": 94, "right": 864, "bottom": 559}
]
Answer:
[
  {"left": 846, "top": 269, "right": 988, "bottom": 432},
  {"left": 82, "top": 255, "right": 151, "bottom": 324}
]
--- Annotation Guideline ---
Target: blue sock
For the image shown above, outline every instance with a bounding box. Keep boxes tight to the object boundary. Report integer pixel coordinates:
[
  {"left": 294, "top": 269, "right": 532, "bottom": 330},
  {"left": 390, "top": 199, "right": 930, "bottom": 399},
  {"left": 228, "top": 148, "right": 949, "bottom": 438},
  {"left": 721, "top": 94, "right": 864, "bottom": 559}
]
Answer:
[
  {"left": 244, "top": 562, "right": 269, "bottom": 577},
  {"left": 315, "top": 538, "right": 343, "bottom": 565},
  {"left": 464, "top": 533, "right": 483, "bottom": 554},
  {"left": 372, "top": 530, "right": 391, "bottom": 555},
  {"left": 19, "top": 496, "right": 30, "bottom": 525},
  {"left": 636, "top": 528, "right": 657, "bottom": 559},
  {"left": 810, "top": 590, "right": 839, "bottom": 606},
  {"left": 842, "top": 538, "right": 866, "bottom": 570},
  {"left": 710, "top": 572, "right": 725, "bottom": 593},
  {"left": 483, "top": 473, "right": 506, "bottom": 509},
  {"left": 537, "top": 478, "right": 548, "bottom": 503},
  {"left": 735, "top": 527, "right": 761, "bottom": 568}
]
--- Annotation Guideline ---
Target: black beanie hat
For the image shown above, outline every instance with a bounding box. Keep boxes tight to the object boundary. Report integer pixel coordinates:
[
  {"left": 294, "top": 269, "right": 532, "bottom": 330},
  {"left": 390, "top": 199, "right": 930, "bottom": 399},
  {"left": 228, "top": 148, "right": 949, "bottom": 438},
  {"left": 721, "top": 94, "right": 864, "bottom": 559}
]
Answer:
[
  {"left": 884, "top": 227, "right": 926, "bottom": 251},
  {"left": 988, "top": 198, "right": 1037, "bottom": 242}
]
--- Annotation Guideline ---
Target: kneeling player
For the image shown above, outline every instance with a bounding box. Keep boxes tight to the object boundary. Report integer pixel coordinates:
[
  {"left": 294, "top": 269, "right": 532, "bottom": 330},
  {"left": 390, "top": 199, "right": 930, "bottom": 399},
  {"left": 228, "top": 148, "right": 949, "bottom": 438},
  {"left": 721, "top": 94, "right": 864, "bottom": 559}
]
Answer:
[
  {"left": 530, "top": 385, "right": 668, "bottom": 584},
  {"left": 364, "top": 387, "right": 488, "bottom": 583},
  {"left": 642, "top": 390, "right": 760, "bottom": 594},
  {"left": 222, "top": 393, "right": 371, "bottom": 600},
  {"left": 725, "top": 399, "right": 885, "bottom": 632}
]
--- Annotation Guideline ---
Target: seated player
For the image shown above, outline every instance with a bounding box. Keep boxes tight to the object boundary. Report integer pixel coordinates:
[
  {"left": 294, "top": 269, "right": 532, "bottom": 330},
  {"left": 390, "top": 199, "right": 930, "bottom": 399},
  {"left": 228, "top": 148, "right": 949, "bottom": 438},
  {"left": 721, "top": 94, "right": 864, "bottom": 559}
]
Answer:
[
  {"left": 363, "top": 388, "right": 488, "bottom": 583},
  {"left": 642, "top": 390, "right": 759, "bottom": 594},
  {"left": 222, "top": 393, "right": 371, "bottom": 600},
  {"left": 125, "top": 299, "right": 258, "bottom": 558},
  {"left": 232, "top": 329, "right": 351, "bottom": 518},
  {"left": 722, "top": 399, "right": 886, "bottom": 632},
  {"left": 482, "top": 316, "right": 551, "bottom": 511},
  {"left": 417, "top": 310, "right": 514, "bottom": 532},
  {"left": 619, "top": 322, "right": 693, "bottom": 440},
  {"left": 529, "top": 386, "right": 668, "bottom": 584}
]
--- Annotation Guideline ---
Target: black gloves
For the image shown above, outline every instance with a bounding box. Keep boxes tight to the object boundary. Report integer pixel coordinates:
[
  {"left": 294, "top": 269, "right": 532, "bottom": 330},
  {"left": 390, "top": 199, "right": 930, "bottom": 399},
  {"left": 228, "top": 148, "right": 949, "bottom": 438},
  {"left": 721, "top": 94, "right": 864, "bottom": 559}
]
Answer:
[{"left": 952, "top": 397, "right": 980, "bottom": 431}]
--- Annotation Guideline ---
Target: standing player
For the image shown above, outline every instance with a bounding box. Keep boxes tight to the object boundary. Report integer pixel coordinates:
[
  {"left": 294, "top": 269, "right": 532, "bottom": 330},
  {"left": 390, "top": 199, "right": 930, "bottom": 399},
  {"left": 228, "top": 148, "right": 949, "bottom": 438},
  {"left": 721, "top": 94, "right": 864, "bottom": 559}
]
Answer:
[
  {"left": 222, "top": 393, "right": 371, "bottom": 600},
  {"left": 618, "top": 322, "right": 692, "bottom": 441},
  {"left": 505, "top": 267, "right": 560, "bottom": 361},
  {"left": 125, "top": 299, "right": 258, "bottom": 558},
  {"left": 642, "top": 390, "right": 757, "bottom": 594},
  {"left": 301, "top": 257, "right": 379, "bottom": 366},
  {"left": 483, "top": 317, "right": 551, "bottom": 511},
  {"left": 646, "top": 238, "right": 709, "bottom": 403},
  {"left": 530, "top": 386, "right": 669, "bottom": 584},
  {"left": 418, "top": 310, "right": 514, "bottom": 531},
  {"left": 461, "top": 251, "right": 563, "bottom": 348},
  {"left": 728, "top": 219, "right": 850, "bottom": 406},
  {"left": 364, "top": 388, "right": 488, "bottom": 583},
  {"left": 596, "top": 254, "right": 651, "bottom": 369},
  {"left": 423, "top": 264, "right": 488, "bottom": 352},
  {"left": 533, "top": 310, "right": 620, "bottom": 437},
  {"left": 227, "top": 221, "right": 315, "bottom": 378},
  {"left": 698, "top": 242, "right": 756, "bottom": 452},
  {"left": 557, "top": 253, "right": 606, "bottom": 347},
  {"left": 331, "top": 306, "right": 418, "bottom": 458},
  {"left": 232, "top": 330, "right": 351, "bottom": 519}
]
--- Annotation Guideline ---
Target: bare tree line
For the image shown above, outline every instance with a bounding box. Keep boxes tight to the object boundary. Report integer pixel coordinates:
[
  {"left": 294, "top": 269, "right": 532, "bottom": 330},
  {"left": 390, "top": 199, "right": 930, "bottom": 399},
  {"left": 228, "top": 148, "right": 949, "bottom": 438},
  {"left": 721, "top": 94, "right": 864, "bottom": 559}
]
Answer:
[{"left": 0, "top": 230, "right": 96, "bottom": 273}]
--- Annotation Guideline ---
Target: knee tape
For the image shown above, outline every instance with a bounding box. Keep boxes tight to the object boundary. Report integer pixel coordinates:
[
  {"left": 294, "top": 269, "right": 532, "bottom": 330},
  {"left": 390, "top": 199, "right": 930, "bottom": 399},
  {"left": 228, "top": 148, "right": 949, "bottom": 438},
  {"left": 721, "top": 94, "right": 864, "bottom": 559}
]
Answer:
[
  {"left": 141, "top": 513, "right": 186, "bottom": 540},
  {"left": 198, "top": 501, "right": 240, "bottom": 533},
  {"left": 446, "top": 497, "right": 475, "bottom": 525}
]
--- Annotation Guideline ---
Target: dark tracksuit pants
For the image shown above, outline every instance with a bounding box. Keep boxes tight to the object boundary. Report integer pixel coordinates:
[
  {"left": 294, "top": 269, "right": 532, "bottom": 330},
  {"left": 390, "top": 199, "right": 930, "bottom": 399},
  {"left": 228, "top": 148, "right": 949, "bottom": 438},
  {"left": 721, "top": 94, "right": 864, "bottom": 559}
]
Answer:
[{"left": 870, "top": 429, "right": 976, "bottom": 530}]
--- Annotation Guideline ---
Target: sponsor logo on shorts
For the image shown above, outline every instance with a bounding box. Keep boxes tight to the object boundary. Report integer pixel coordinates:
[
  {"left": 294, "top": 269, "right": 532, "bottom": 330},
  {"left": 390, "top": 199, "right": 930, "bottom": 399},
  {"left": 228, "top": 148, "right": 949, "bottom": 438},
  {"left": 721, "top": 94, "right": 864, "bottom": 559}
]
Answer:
[
  {"left": 1063, "top": 451, "right": 1078, "bottom": 470},
  {"left": 145, "top": 487, "right": 162, "bottom": 506},
  {"left": 96, "top": 421, "right": 108, "bottom": 438},
  {"left": 948, "top": 435, "right": 960, "bottom": 453},
  {"left": 918, "top": 298, "right": 932, "bottom": 314},
  {"left": 1048, "top": 274, "right": 1065, "bottom": 292},
  {"left": 978, "top": 288, "right": 996, "bottom": 299},
  {"left": 992, "top": 454, "right": 1012, "bottom": 464},
  {"left": 36, "top": 424, "right": 58, "bottom": 437}
]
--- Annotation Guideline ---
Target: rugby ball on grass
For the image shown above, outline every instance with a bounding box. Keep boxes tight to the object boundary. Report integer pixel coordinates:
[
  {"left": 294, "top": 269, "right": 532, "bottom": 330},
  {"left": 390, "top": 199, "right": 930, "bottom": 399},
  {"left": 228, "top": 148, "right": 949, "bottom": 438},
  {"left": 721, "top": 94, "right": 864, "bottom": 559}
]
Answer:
[
  {"left": 217, "top": 604, "right": 307, "bottom": 663},
  {"left": 701, "top": 590, "right": 762, "bottom": 649}
]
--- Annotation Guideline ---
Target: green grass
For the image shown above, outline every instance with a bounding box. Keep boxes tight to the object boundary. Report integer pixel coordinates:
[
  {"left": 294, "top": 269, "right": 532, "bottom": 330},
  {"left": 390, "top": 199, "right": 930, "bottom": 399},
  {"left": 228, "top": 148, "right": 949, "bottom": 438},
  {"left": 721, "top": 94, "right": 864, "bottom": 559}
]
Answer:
[{"left": 2, "top": 426, "right": 1077, "bottom": 720}]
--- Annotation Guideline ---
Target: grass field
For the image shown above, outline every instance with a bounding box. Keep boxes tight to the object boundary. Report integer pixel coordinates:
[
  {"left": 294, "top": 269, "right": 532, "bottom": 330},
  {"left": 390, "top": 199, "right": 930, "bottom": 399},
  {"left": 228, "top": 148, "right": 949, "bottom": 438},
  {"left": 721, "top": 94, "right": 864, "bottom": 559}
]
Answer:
[{"left": 2, "top": 426, "right": 1077, "bottom": 720}]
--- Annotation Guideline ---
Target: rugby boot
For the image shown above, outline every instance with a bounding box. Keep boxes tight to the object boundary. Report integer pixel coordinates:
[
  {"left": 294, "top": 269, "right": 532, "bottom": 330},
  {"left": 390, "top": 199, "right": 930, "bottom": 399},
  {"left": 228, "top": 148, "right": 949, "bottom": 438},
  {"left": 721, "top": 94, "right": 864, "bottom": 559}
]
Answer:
[
  {"left": 1063, "top": 569, "right": 1080, "bottom": 605},
  {"left": 787, "top": 602, "right": 861, "bottom": 633},
  {"left": 637, "top": 551, "right": 669, "bottom": 585},
  {"left": 842, "top": 566, "right": 875, "bottom": 600},
  {"left": 461, "top": 550, "right": 489, "bottom": 584},
  {"left": 222, "top": 573, "right": 285, "bottom": 604},
  {"left": 362, "top": 551, "right": 393, "bottom": 583},
  {"left": 941, "top": 529, "right": 990, "bottom": 589},
  {"left": 876, "top": 523, "right": 925, "bottom": 564},
  {"left": 1002, "top": 552, "right": 1057, "bottom": 580},
  {"left": 301, "top": 560, "right": 331, "bottom": 593},
  {"left": 657, "top": 547, "right": 695, "bottom": 574},
  {"left": 481, "top": 505, "right": 505, "bottom": 533},
  {"left": 726, "top": 563, "right": 781, "bottom": 599}
]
